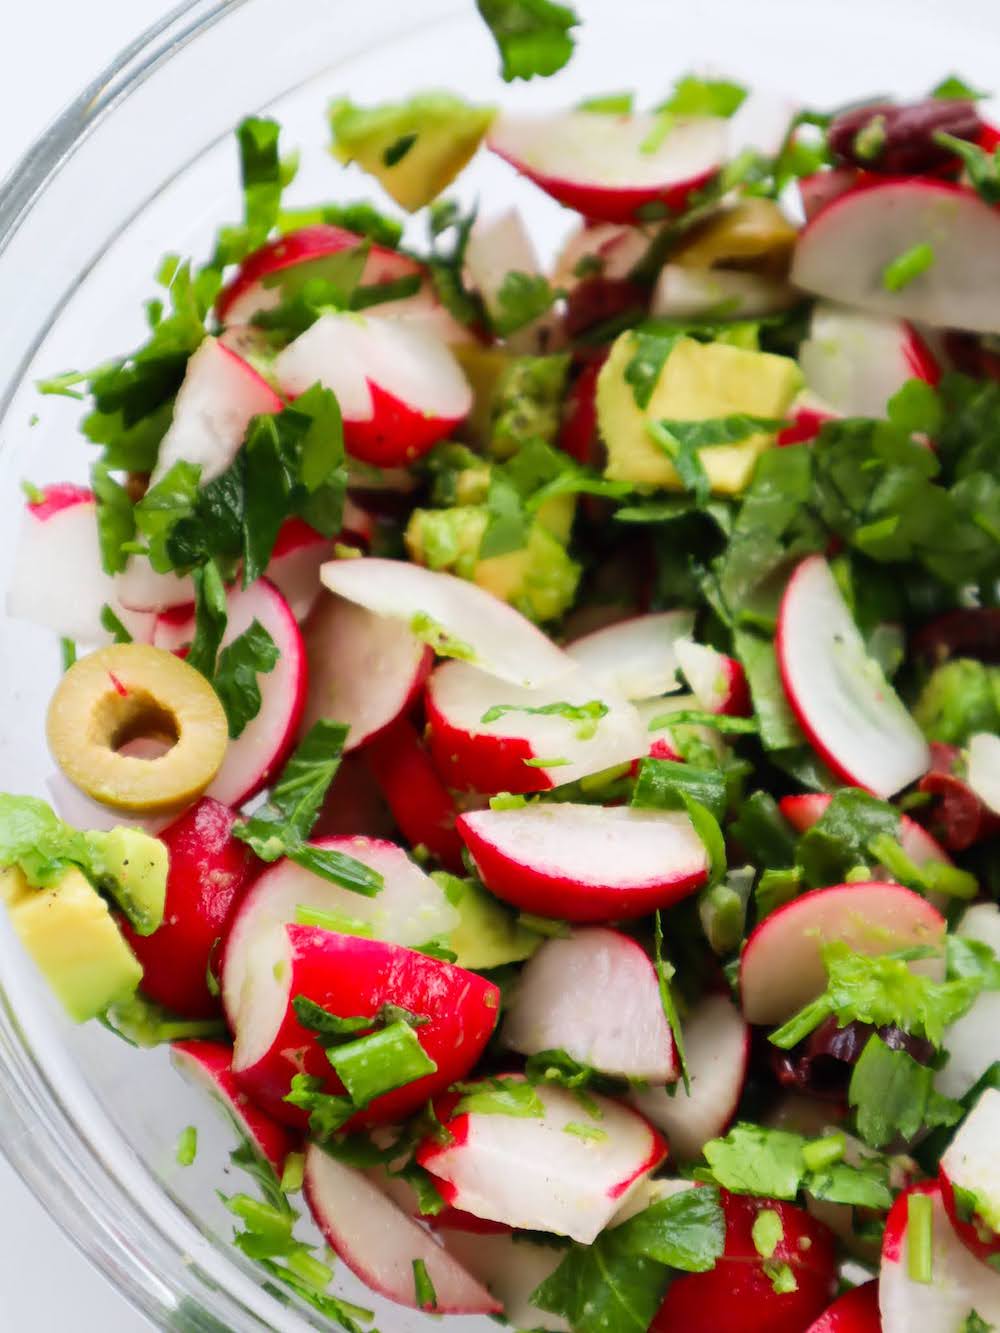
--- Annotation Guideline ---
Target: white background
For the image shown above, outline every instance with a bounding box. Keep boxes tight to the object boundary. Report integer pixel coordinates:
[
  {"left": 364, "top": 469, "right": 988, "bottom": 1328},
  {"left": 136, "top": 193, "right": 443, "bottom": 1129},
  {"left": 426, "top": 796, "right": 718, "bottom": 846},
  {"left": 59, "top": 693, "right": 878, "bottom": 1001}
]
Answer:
[{"left": 0, "top": 4, "right": 161, "bottom": 1327}]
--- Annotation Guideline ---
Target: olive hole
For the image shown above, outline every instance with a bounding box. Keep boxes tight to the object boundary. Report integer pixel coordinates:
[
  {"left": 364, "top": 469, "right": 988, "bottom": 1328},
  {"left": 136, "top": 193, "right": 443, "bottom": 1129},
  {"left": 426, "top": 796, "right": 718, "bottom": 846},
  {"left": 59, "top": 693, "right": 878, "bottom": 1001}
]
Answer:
[{"left": 99, "top": 691, "right": 180, "bottom": 759}]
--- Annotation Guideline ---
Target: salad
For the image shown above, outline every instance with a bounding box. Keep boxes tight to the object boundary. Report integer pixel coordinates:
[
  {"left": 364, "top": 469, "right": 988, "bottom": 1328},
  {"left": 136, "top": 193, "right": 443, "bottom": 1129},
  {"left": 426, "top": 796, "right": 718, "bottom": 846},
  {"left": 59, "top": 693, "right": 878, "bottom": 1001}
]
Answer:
[{"left": 6, "top": 3, "right": 1000, "bottom": 1330}]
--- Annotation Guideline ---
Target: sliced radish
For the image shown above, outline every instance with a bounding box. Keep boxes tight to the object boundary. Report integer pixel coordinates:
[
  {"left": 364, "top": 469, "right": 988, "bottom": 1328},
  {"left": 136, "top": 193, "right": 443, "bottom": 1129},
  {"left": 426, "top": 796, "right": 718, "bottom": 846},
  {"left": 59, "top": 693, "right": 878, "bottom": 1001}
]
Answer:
[
  {"left": 565, "top": 611, "right": 695, "bottom": 700},
  {"left": 438, "top": 1230, "right": 569, "bottom": 1332},
  {"left": 263, "top": 518, "right": 332, "bottom": 623},
  {"left": 630, "top": 993, "right": 749, "bottom": 1159},
  {"left": 798, "top": 301, "right": 939, "bottom": 420},
  {"left": 776, "top": 555, "right": 930, "bottom": 798},
  {"left": 804, "top": 1281, "right": 880, "bottom": 1333},
  {"left": 115, "top": 558, "right": 195, "bottom": 615},
  {"left": 652, "top": 265, "right": 796, "bottom": 320},
  {"left": 221, "top": 837, "right": 459, "bottom": 1026},
  {"left": 776, "top": 394, "right": 837, "bottom": 446},
  {"left": 740, "top": 881, "right": 945, "bottom": 1026},
  {"left": 155, "top": 578, "right": 305, "bottom": 806},
  {"left": 121, "top": 798, "right": 257, "bottom": 1019},
  {"left": 232, "top": 926, "right": 499, "bottom": 1129},
  {"left": 792, "top": 179, "right": 1000, "bottom": 334},
  {"left": 779, "top": 792, "right": 954, "bottom": 868},
  {"left": 967, "top": 732, "right": 1000, "bottom": 815},
  {"left": 170, "top": 1040, "right": 294, "bottom": 1174},
  {"left": 940, "top": 1087, "right": 1000, "bottom": 1261},
  {"left": 559, "top": 356, "right": 604, "bottom": 466},
  {"left": 488, "top": 111, "right": 726, "bottom": 225},
  {"left": 302, "top": 594, "right": 431, "bottom": 750},
  {"left": 457, "top": 802, "right": 709, "bottom": 922},
  {"left": 302, "top": 1144, "right": 499, "bottom": 1315},
  {"left": 425, "top": 659, "right": 645, "bottom": 794},
  {"left": 880, "top": 1182, "right": 1000, "bottom": 1331},
  {"left": 149, "top": 336, "right": 282, "bottom": 486},
  {"left": 464, "top": 210, "right": 541, "bottom": 324},
  {"left": 552, "top": 221, "right": 647, "bottom": 289},
  {"left": 937, "top": 903, "right": 1000, "bottom": 1099},
  {"left": 796, "top": 168, "right": 859, "bottom": 223},
  {"left": 274, "top": 312, "right": 471, "bottom": 467},
  {"left": 635, "top": 694, "right": 727, "bottom": 761},
  {"left": 652, "top": 1191, "right": 837, "bottom": 1333},
  {"left": 416, "top": 1077, "right": 666, "bottom": 1243},
  {"left": 675, "top": 639, "right": 751, "bottom": 717},
  {"left": 501, "top": 927, "right": 676, "bottom": 1082},
  {"left": 320, "top": 557, "right": 572, "bottom": 689},
  {"left": 363, "top": 719, "right": 465, "bottom": 872},
  {"left": 309, "top": 753, "right": 395, "bottom": 842}
]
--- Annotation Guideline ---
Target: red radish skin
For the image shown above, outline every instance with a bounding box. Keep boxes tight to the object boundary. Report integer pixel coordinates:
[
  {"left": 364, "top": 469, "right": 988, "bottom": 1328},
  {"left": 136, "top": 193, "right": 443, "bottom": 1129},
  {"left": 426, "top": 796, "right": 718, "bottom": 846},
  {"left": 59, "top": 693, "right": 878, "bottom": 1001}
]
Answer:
[
  {"left": 939, "top": 1087, "right": 1000, "bottom": 1261},
  {"left": 121, "top": 798, "right": 257, "bottom": 1018},
  {"left": 675, "top": 638, "right": 751, "bottom": 717},
  {"left": 804, "top": 1282, "right": 880, "bottom": 1333},
  {"left": 457, "top": 803, "right": 709, "bottom": 923},
  {"left": 27, "top": 483, "right": 92, "bottom": 519},
  {"left": 740, "top": 881, "right": 946, "bottom": 1026},
  {"left": 776, "top": 405, "right": 835, "bottom": 446},
  {"left": 425, "top": 680, "right": 551, "bottom": 795},
  {"left": 779, "top": 791, "right": 954, "bottom": 868},
  {"left": 232, "top": 926, "right": 499, "bottom": 1130},
  {"left": 797, "top": 168, "right": 860, "bottom": 222},
  {"left": 170, "top": 1040, "right": 294, "bottom": 1173},
  {"left": 264, "top": 518, "right": 332, "bottom": 623},
  {"left": 651, "top": 1192, "right": 838, "bottom": 1333},
  {"left": 309, "top": 754, "right": 395, "bottom": 842},
  {"left": 558, "top": 357, "right": 605, "bottom": 466},
  {"left": 302, "top": 1144, "right": 501, "bottom": 1315},
  {"left": 364, "top": 719, "right": 465, "bottom": 873}
]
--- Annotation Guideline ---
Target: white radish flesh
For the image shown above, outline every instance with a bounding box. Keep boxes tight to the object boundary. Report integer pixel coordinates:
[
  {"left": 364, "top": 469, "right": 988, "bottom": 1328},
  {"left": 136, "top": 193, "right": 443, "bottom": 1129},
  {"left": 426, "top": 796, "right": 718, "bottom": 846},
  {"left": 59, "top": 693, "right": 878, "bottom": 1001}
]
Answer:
[
  {"left": 566, "top": 611, "right": 695, "bottom": 700},
  {"left": 438, "top": 1230, "right": 569, "bottom": 1332},
  {"left": 937, "top": 903, "right": 1000, "bottom": 1099},
  {"left": 967, "top": 732, "right": 1000, "bottom": 815}
]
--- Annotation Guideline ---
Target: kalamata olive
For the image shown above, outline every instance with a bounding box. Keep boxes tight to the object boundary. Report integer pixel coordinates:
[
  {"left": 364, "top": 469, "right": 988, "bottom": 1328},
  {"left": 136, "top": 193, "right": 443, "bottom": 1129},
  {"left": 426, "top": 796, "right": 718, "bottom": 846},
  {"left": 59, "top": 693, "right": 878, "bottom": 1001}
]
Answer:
[
  {"left": 827, "top": 98, "right": 982, "bottom": 174},
  {"left": 918, "top": 740, "right": 1000, "bottom": 851},
  {"left": 912, "top": 608, "right": 1000, "bottom": 665},
  {"left": 771, "top": 1017, "right": 934, "bottom": 1099},
  {"left": 563, "top": 276, "right": 647, "bottom": 338}
]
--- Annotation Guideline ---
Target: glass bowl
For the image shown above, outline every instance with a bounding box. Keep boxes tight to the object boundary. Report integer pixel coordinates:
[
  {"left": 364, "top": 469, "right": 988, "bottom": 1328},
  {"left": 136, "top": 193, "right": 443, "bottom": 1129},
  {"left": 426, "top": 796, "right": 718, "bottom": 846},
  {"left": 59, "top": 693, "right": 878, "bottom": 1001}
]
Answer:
[{"left": 1, "top": 0, "right": 999, "bottom": 1326}]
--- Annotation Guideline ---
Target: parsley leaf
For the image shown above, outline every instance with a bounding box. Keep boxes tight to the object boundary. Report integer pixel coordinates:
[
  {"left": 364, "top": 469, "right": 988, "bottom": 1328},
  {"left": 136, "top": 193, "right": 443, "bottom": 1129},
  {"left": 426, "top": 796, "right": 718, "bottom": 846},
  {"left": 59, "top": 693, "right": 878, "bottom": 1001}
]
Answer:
[
  {"left": 962, "top": 1311, "right": 994, "bottom": 1333},
  {"left": 795, "top": 788, "right": 899, "bottom": 887},
  {"left": 935, "top": 133, "right": 1000, "bottom": 204},
  {"left": 703, "top": 1124, "right": 805, "bottom": 1200},
  {"left": 481, "top": 698, "right": 609, "bottom": 739},
  {"left": 625, "top": 329, "right": 679, "bottom": 409},
  {"left": 186, "top": 560, "right": 228, "bottom": 678},
  {"left": 531, "top": 1228, "right": 670, "bottom": 1333},
  {"left": 654, "top": 910, "right": 690, "bottom": 1091},
  {"left": 91, "top": 463, "right": 135, "bottom": 575},
  {"left": 214, "top": 619, "right": 281, "bottom": 739},
  {"left": 848, "top": 1032, "right": 962, "bottom": 1149},
  {"left": 931, "top": 74, "right": 987, "bottom": 100},
  {"left": 476, "top": 0, "right": 580, "bottom": 82},
  {"left": 491, "top": 270, "right": 557, "bottom": 336},
  {"left": 658, "top": 75, "right": 747, "bottom": 119},
  {"left": 614, "top": 1186, "right": 726, "bottom": 1271},
  {"left": 632, "top": 758, "right": 727, "bottom": 821}
]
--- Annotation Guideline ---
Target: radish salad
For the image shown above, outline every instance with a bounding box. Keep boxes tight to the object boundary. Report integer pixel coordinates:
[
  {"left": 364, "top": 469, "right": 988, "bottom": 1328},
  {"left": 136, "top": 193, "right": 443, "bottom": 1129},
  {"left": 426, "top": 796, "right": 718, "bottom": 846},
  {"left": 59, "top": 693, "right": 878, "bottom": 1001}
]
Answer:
[{"left": 6, "top": 7, "right": 1000, "bottom": 1331}]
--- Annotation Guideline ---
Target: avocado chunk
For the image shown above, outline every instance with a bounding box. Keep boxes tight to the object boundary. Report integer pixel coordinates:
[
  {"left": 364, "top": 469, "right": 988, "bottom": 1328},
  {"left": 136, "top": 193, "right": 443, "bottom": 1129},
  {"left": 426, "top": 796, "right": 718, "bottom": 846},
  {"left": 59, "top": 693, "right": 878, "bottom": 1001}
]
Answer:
[
  {"left": 84, "top": 827, "right": 168, "bottom": 937},
  {"left": 913, "top": 658, "right": 1000, "bottom": 747},
  {"left": 329, "top": 93, "right": 495, "bottom": 212},
  {"left": 597, "top": 333, "right": 803, "bottom": 494},
  {"left": 489, "top": 353, "right": 571, "bottom": 460},
  {"left": 435, "top": 872, "right": 541, "bottom": 970},
  {"left": 1, "top": 865, "right": 142, "bottom": 1022}
]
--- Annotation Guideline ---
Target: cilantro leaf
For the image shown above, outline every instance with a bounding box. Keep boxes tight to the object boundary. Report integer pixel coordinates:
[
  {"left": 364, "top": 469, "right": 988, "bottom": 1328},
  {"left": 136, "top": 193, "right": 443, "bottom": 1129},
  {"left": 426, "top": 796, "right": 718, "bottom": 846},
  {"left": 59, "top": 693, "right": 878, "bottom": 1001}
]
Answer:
[
  {"left": 658, "top": 75, "right": 747, "bottom": 119},
  {"left": 625, "top": 329, "right": 679, "bottom": 409},
  {"left": 795, "top": 788, "right": 900, "bottom": 887},
  {"left": 962, "top": 1311, "right": 995, "bottom": 1333},
  {"left": 476, "top": 0, "right": 579, "bottom": 82},
  {"left": 214, "top": 620, "right": 280, "bottom": 739},
  {"left": 931, "top": 74, "right": 987, "bottom": 100},
  {"left": 237, "top": 117, "right": 284, "bottom": 244},
  {"left": 424, "top": 199, "right": 484, "bottom": 330},
  {"left": 278, "top": 200, "right": 403, "bottom": 249},
  {"left": 703, "top": 1124, "right": 806, "bottom": 1200},
  {"left": 91, "top": 463, "right": 135, "bottom": 575},
  {"left": 530, "top": 1228, "right": 670, "bottom": 1333},
  {"left": 848, "top": 1032, "right": 962, "bottom": 1148},
  {"left": 134, "top": 460, "right": 202, "bottom": 573},
  {"left": 491, "top": 270, "right": 557, "bottom": 336}
]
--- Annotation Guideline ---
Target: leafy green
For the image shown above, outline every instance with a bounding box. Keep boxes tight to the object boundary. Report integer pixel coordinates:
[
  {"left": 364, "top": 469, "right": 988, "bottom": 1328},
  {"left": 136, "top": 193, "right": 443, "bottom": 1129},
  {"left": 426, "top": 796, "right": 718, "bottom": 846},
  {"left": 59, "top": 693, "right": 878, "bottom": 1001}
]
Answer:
[
  {"left": 326, "top": 1022, "right": 437, "bottom": 1108},
  {"left": 279, "top": 199, "right": 402, "bottom": 248},
  {"left": 100, "top": 992, "right": 225, "bottom": 1047},
  {"left": 654, "top": 910, "right": 689, "bottom": 1091},
  {"left": 647, "top": 420, "right": 712, "bottom": 504},
  {"left": 176, "top": 1125, "right": 198, "bottom": 1167},
  {"left": 795, "top": 788, "right": 899, "bottom": 887},
  {"left": 186, "top": 560, "right": 228, "bottom": 678},
  {"left": 214, "top": 620, "right": 281, "bottom": 739},
  {"left": 424, "top": 199, "right": 484, "bottom": 329},
  {"left": 530, "top": 1228, "right": 670, "bottom": 1333},
  {"left": 730, "top": 791, "right": 797, "bottom": 867},
  {"left": 658, "top": 75, "right": 747, "bottom": 119},
  {"left": 625, "top": 329, "right": 679, "bottom": 409},
  {"left": 931, "top": 74, "right": 986, "bottom": 99},
  {"left": 99, "top": 605, "right": 133, "bottom": 644},
  {"left": 454, "top": 1076, "right": 544, "bottom": 1118},
  {"left": 475, "top": 0, "right": 579, "bottom": 81},
  {"left": 914, "top": 659, "right": 1000, "bottom": 746},
  {"left": 935, "top": 133, "right": 1000, "bottom": 204},
  {"left": 91, "top": 463, "right": 135, "bottom": 574},
  {"left": 491, "top": 271, "right": 557, "bottom": 335},
  {"left": 134, "top": 460, "right": 202, "bottom": 573},
  {"left": 615, "top": 1186, "right": 726, "bottom": 1270},
  {"left": 412, "top": 1259, "right": 437, "bottom": 1311},
  {"left": 848, "top": 1033, "right": 962, "bottom": 1149},
  {"left": 733, "top": 631, "right": 804, "bottom": 750},
  {"left": 481, "top": 698, "right": 608, "bottom": 739},
  {"left": 882, "top": 242, "right": 935, "bottom": 293},
  {"left": 632, "top": 758, "right": 727, "bottom": 822}
]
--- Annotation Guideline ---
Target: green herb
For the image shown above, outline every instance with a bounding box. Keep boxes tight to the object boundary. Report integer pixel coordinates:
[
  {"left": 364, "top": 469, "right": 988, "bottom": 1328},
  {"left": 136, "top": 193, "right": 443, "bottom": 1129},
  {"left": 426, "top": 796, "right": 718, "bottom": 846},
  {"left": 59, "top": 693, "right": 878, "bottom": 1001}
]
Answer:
[
  {"left": 703, "top": 1124, "right": 806, "bottom": 1200},
  {"left": 962, "top": 1313, "right": 994, "bottom": 1333},
  {"left": 412, "top": 1258, "right": 437, "bottom": 1311},
  {"left": 907, "top": 1191, "right": 934, "bottom": 1283},
  {"left": 755, "top": 866, "right": 802, "bottom": 919},
  {"left": 615, "top": 1185, "right": 726, "bottom": 1271},
  {"left": 424, "top": 199, "right": 484, "bottom": 329},
  {"left": 848, "top": 1033, "right": 962, "bottom": 1148},
  {"left": 295, "top": 905, "right": 373, "bottom": 937},
  {"left": 530, "top": 1228, "right": 670, "bottom": 1333},
  {"left": 931, "top": 74, "right": 986, "bottom": 100},
  {"left": 800, "top": 1133, "right": 845, "bottom": 1173},
  {"left": 653, "top": 910, "right": 690, "bottom": 1091},
  {"left": 326, "top": 1022, "right": 437, "bottom": 1108},
  {"left": 751, "top": 1208, "right": 783, "bottom": 1259},
  {"left": 578, "top": 92, "right": 634, "bottom": 114},
  {"left": 279, "top": 200, "right": 403, "bottom": 249},
  {"left": 632, "top": 758, "right": 727, "bottom": 822},
  {"left": 563, "top": 1121, "right": 608, "bottom": 1141},
  {"left": 100, "top": 993, "right": 225, "bottom": 1047},
  {"left": 646, "top": 420, "right": 714, "bottom": 504},
  {"left": 134, "top": 460, "right": 202, "bottom": 573},
  {"left": 60, "top": 639, "right": 77, "bottom": 671},
  {"left": 99, "top": 605, "right": 133, "bottom": 644},
  {"left": 284, "top": 1074, "right": 355, "bottom": 1137},
  {"left": 764, "top": 1262, "right": 798, "bottom": 1294},
  {"left": 882, "top": 242, "right": 936, "bottom": 292},
  {"left": 36, "top": 370, "right": 88, "bottom": 399},
  {"left": 454, "top": 1077, "right": 545, "bottom": 1118},
  {"left": 176, "top": 1125, "right": 198, "bottom": 1167},
  {"left": 489, "top": 792, "right": 528, "bottom": 811},
  {"left": 475, "top": 0, "right": 579, "bottom": 81},
  {"left": 646, "top": 708, "right": 758, "bottom": 735},
  {"left": 947, "top": 936, "right": 1000, "bottom": 988},
  {"left": 796, "top": 788, "right": 899, "bottom": 887},
  {"left": 868, "top": 833, "right": 977, "bottom": 900},
  {"left": 852, "top": 113, "right": 887, "bottom": 162},
  {"left": 91, "top": 463, "right": 136, "bottom": 574},
  {"left": 213, "top": 620, "right": 280, "bottom": 739},
  {"left": 625, "top": 329, "right": 679, "bottom": 409},
  {"left": 658, "top": 74, "right": 747, "bottom": 119},
  {"left": 383, "top": 132, "right": 417, "bottom": 167},
  {"left": 280, "top": 1152, "right": 305, "bottom": 1193},
  {"left": 409, "top": 611, "right": 476, "bottom": 661},
  {"left": 481, "top": 698, "right": 608, "bottom": 739},
  {"left": 492, "top": 270, "right": 557, "bottom": 335},
  {"left": 186, "top": 560, "right": 228, "bottom": 677}
]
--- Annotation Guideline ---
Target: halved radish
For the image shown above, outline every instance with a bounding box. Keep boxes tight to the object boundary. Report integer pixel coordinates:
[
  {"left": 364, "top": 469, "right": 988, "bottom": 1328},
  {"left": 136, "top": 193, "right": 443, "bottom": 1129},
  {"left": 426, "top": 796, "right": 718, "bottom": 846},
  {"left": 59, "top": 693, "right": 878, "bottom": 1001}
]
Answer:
[
  {"left": 559, "top": 356, "right": 604, "bottom": 466},
  {"left": 937, "top": 903, "right": 1000, "bottom": 1099},
  {"left": 880, "top": 1182, "right": 1000, "bottom": 1331},
  {"left": 552, "top": 221, "right": 647, "bottom": 290},
  {"left": 796, "top": 168, "right": 859, "bottom": 223},
  {"left": 274, "top": 312, "right": 471, "bottom": 467},
  {"left": 170, "top": 1039, "right": 294, "bottom": 1174},
  {"left": 652, "top": 265, "right": 796, "bottom": 320},
  {"left": 320, "top": 557, "right": 572, "bottom": 689},
  {"left": 302, "top": 594, "right": 431, "bottom": 750},
  {"left": 221, "top": 837, "right": 460, "bottom": 1026},
  {"left": 416, "top": 1077, "right": 666, "bottom": 1243},
  {"left": 464, "top": 210, "right": 542, "bottom": 326},
  {"left": 121, "top": 797, "right": 257, "bottom": 1019},
  {"left": 777, "top": 555, "right": 930, "bottom": 798},
  {"left": 232, "top": 927, "right": 499, "bottom": 1129},
  {"left": 804, "top": 1281, "right": 880, "bottom": 1333},
  {"left": 264, "top": 517, "right": 343, "bottom": 623},
  {"left": 150, "top": 336, "right": 282, "bottom": 486},
  {"left": 501, "top": 927, "right": 677, "bottom": 1082},
  {"left": 779, "top": 792, "right": 954, "bottom": 868},
  {"left": 364, "top": 719, "right": 465, "bottom": 873},
  {"left": 566, "top": 611, "right": 695, "bottom": 700},
  {"left": 488, "top": 111, "right": 726, "bottom": 225},
  {"left": 652, "top": 1191, "right": 837, "bottom": 1333},
  {"left": 792, "top": 179, "right": 1000, "bottom": 333},
  {"left": 115, "top": 558, "right": 195, "bottom": 615},
  {"left": 438, "top": 1229, "right": 569, "bottom": 1332},
  {"left": 740, "top": 881, "right": 945, "bottom": 1026},
  {"left": 302, "top": 1144, "right": 500, "bottom": 1315},
  {"left": 775, "top": 394, "right": 837, "bottom": 446},
  {"left": 798, "top": 301, "right": 939, "bottom": 420},
  {"left": 675, "top": 639, "right": 751, "bottom": 717},
  {"left": 155, "top": 578, "right": 305, "bottom": 806},
  {"left": 424, "top": 659, "right": 645, "bottom": 794},
  {"left": 630, "top": 993, "right": 749, "bottom": 1159},
  {"left": 940, "top": 1087, "right": 1000, "bottom": 1261},
  {"left": 967, "top": 732, "right": 1000, "bottom": 815},
  {"left": 456, "top": 802, "right": 709, "bottom": 922},
  {"left": 635, "top": 694, "right": 727, "bottom": 761}
]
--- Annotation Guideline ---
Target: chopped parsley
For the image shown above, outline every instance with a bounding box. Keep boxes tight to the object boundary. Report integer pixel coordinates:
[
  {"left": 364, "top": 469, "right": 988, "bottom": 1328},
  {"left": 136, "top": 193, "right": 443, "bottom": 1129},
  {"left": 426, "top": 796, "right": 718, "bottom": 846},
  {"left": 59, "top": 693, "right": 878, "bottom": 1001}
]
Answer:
[
  {"left": 848, "top": 1033, "right": 962, "bottom": 1149},
  {"left": 657, "top": 74, "right": 747, "bottom": 119},
  {"left": 882, "top": 242, "right": 936, "bottom": 293},
  {"left": 481, "top": 698, "right": 609, "bottom": 739},
  {"left": 176, "top": 1125, "right": 198, "bottom": 1167},
  {"left": 491, "top": 270, "right": 557, "bottom": 336},
  {"left": 475, "top": 0, "right": 579, "bottom": 82}
]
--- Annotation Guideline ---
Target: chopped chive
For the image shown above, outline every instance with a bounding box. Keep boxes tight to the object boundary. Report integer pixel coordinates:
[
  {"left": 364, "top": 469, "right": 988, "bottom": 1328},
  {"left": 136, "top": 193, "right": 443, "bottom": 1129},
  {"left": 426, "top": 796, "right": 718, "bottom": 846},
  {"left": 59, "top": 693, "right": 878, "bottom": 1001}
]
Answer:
[
  {"left": 489, "top": 791, "right": 528, "bottom": 811},
  {"left": 176, "top": 1125, "right": 198, "bottom": 1167},
  {"left": 325, "top": 1022, "right": 437, "bottom": 1109},
  {"left": 523, "top": 756, "right": 570, "bottom": 768},
  {"left": 413, "top": 1258, "right": 437, "bottom": 1311},
  {"left": 907, "top": 1191, "right": 934, "bottom": 1284},
  {"left": 286, "top": 1246, "right": 334, "bottom": 1289},
  {"left": 60, "top": 638, "right": 77, "bottom": 672},
  {"left": 294, "top": 904, "right": 374, "bottom": 937},
  {"left": 280, "top": 1151, "right": 305, "bottom": 1193},
  {"left": 882, "top": 242, "right": 935, "bottom": 292},
  {"left": 751, "top": 1208, "right": 784, "bottom": 1259},
  {"left": 563, "top": 1121, "right": 608, "bottom": 1142},
  {"left": 225, "top": 1193, "right": 295, "bottom": 1242},
  {"left": 802, "top": 1133, "right": 846, "bottom": 1173}
]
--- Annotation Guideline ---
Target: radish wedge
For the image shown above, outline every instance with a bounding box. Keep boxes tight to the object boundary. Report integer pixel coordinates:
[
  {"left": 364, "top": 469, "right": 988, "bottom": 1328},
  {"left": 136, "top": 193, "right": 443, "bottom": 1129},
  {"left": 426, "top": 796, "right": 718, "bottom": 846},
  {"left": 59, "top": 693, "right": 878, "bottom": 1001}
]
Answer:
[
  {"left": 274, "top": 312, "right": 471, "bottom": 467},
  {"left": 675, "top": 639, "right": 751, "bottom": 717},
  {"left": 170, "top": 1040, "right": 294, "bottom": 1174},
  {"left": 302, "top": 1144, "right": 500, "bottom": 1315},
  {"left": 630, "top": 994, "right": 749, "bottom": 1158},
  {"left": 439, "top": 1230, "right": 569, "bottom": 1332},
  {"left": 501, "top": 927, "right": 677, "bottom": 1082},
  {"left": 488, "top": 111, "right": 726, "bottom": 225},
  {"left": 464, "top": 210, "right": 543, "bottom": 334},
  {"left": 652, "top": 265, "right": 796, "bottom": 321},
  {"left": 791, "top": 179, "right": 1000, "bottom": 333},
  {"left": 940, "top": 1087, "right": 1000, "bottom": 1260},
  {"left": 150, "top": 336, "right": 282, "bottom": 485},
  {"left": 779, "top": 792, "right": 954, "bottom": 868},
  {"left": 636, "top": 694, "right": 727, "bottom": 761},
  {"left": 566, "top": 611, "right": 695, "bottom": 699},
  {"left": 363, "top": 719, "right": 465, "bottom": 872},
  {"left": 302, "top": 594, "right": 431, "bottom": 750},
  {"left": 221, "top": 837, "right": 460, "bottom": 1026},
  {"left": 967, "top": 732, "right": 1000, "bottom": 815},
  {"left": 805, "top": 1281, "right": 880, "bottom": 1333},
  {"left": 424, "top": 659, "right": 645, "bottom": 794},
  {"left": 320, "top": 557, "right": 572, "bottom": 688},
  {"left": 880, "top": 1182, "right": 1000, "bottom": 1331},
  {"left": 457, "top": 803, "right": 709, "bottom": 922},
  {"left": 416, "top": 1078, "right": 667, "bottom": 1243},
  {"left": 777, "top": 555, "right": 930, "bottom": 797},
  {"left": 798, "top": 301, "right": 938, "bottom": 419},
  {"left": 937, "top": 904, "right": 1000, "bottom": 1099},
  {"left": 740, "top": 881, "right": 945, "bottom": 1026}
]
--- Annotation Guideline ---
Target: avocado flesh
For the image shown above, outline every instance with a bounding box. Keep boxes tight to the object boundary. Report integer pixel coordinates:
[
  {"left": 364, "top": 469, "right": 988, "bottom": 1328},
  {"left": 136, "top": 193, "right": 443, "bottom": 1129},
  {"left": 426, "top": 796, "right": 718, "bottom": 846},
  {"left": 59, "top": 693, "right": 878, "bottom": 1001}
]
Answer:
[
  {"left": 1, "top": 865, "right": 142, "bottom": 1022},
  {"left": 597, "top": 333, "right": 803, "bottom": 494},
  {"left": 84, "top": 826, "right": 168, "bottom": 936},
  {"left": 446, "top": 878, "right": 541, "bottom": 970}
]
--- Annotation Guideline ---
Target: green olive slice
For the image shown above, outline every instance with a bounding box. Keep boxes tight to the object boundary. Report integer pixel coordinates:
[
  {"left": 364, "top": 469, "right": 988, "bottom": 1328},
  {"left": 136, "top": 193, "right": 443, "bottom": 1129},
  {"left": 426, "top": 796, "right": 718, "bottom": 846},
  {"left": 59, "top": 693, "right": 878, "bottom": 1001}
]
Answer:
[{"left": 47, "top": 644, "right": 228, "bottom": 814}]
